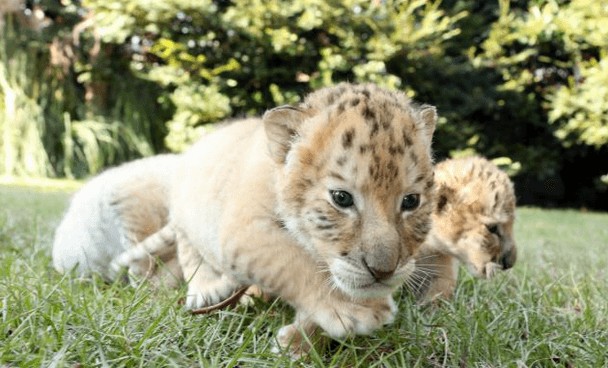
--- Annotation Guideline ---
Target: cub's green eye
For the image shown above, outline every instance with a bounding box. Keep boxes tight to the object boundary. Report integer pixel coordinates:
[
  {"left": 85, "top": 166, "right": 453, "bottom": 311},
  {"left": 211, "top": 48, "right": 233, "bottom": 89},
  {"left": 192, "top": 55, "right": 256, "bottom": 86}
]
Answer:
[
  {"left": 331, "top": 190, "right": 354, "bottom": 208},
  {"left": 401, "top": 194, "right": 420, "bottom": 211},
  {"left": 486, "top": 224, "right": 500, "bottom": 235}
]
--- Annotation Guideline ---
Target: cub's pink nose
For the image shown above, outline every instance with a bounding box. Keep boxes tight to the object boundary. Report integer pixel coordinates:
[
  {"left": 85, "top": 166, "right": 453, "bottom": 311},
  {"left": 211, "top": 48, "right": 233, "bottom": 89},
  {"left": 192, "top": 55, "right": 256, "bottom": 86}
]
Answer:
[{"left": 363, "top": 258, "right": 395, "bottom": 281}]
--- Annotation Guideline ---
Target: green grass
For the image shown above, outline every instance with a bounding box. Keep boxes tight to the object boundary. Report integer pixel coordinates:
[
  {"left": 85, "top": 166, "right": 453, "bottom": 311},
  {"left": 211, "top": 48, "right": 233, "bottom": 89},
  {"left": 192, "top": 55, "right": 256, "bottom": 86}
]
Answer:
[{"left": 1, "top": 183, "right": 607, "bottom": 367}]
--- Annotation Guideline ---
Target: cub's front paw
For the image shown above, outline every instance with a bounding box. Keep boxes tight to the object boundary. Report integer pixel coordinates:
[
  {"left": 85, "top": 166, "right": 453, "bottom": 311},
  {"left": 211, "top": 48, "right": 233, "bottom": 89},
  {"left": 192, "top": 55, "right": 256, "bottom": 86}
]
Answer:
[
  {"left": 484, "top": 262, "right": 502, "bottom": 279},
  {"left": 273, "top": 323, "right": 317, "bottom": 359},
  {"left": 184, "top": 277, "right": 240, "bottom": 310},
  {"left": 315, "top": 296, "right": 396, "bottom": 338}
]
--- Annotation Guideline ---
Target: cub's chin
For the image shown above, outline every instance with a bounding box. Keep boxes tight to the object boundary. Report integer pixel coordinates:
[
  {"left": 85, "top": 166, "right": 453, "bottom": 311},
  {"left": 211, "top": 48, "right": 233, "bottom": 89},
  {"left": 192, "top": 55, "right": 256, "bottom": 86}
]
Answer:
[
  {"left": 332, "top": 277, "right": 394, "bottom": 299},
  {"left": 329, "top": 259, "right": 416, "bottom": 300}
]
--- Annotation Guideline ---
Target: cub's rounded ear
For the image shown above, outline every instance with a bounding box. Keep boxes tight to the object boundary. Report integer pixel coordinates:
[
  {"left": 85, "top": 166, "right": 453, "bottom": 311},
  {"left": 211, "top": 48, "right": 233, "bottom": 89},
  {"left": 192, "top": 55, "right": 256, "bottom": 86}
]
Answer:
[
  {"left": 416, "top": 105, "right": 437, "bottom": 148},
  {"left": 263, "top": 105, "right": 307, "bottom": 164}
]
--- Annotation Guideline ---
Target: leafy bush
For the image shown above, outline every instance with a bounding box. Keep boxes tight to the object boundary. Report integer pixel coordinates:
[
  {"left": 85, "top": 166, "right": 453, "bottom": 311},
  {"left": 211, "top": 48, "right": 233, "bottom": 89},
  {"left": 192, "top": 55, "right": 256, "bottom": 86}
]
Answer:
[
  {"left": 0, "top": 0, "right": 606, "bottom": 208},
  {"left": 473, "top": 0, "right": 608, "bottom": 207},
  {"left": 0, "top": 1, "right": 168, "bottom": 178}
]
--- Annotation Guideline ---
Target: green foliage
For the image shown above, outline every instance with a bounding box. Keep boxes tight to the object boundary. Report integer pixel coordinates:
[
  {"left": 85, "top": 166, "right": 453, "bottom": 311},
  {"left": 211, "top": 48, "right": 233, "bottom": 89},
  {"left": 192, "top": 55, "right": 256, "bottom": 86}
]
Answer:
[
  {"left": 83, "top": 0, "right": 465, "bottom": 148},
  {"left": 0, "top": 0, "right": 607, "bottom": 207},
  {"left": 0, "top": 0, "right": 169, "bottom": 178},
  {"left": 165, "top": 83, "right": 231, "bottom": 151},
  {"left": 476, "top": 0, "right": 608, "bottom": 151},
  {"left": 549, "top": 57, "right": 608, "bottom": 148},
  {"left": 63, "top": 116, "right": 154, "bottom": 177},
  {"left": 463, "top": 0, "right": 608, "bottom": 202},
  {"left": 0, "top": 14, "right": 53, "bottom": 177}
]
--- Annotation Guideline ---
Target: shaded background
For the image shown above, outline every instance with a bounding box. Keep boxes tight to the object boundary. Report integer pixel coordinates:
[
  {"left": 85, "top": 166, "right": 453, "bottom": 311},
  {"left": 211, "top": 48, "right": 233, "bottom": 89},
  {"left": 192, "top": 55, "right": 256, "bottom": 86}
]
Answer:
[{"left": 1, "top": 0, "right": 606, "bottom": 210}]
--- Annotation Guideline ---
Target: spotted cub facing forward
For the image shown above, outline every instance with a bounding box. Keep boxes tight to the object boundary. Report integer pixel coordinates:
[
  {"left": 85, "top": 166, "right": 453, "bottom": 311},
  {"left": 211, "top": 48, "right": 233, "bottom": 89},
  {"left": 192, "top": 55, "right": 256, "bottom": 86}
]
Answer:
[
  {"left": 170, "top": 83, "right": 437, "bottom": 352},
  {"left": 413, "top": 156, "right": 517, "bottom": 302}
]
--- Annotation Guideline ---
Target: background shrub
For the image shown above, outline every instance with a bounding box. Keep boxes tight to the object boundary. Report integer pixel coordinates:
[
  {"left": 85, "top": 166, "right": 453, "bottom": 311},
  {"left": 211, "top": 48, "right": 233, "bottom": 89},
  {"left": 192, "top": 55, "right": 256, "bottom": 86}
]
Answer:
[{"left": 0, "top": 0, "right": 606, "bottom": 209}]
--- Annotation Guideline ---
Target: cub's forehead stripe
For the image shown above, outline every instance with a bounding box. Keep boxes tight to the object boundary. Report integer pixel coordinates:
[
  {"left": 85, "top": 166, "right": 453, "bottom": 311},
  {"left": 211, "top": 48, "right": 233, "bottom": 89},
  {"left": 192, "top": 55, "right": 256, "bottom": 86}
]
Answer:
[{"left": 329, "top": 171, "right": 346, "bottom": 181}]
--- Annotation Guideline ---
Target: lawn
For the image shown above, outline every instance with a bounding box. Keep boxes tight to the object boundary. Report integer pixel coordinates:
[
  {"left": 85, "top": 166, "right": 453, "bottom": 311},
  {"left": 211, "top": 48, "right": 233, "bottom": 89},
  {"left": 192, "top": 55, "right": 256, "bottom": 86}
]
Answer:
[{"left": 1, "top": 182, "right": 607, "bottom": 367}]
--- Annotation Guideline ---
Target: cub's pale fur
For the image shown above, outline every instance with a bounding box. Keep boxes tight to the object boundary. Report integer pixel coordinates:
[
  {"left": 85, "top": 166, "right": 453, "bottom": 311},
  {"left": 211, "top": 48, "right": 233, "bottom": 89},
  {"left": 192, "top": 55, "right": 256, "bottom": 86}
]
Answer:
[
  {"left": 107, "top": 155, "right": 516, "bottom": 312},
  {"left": 86, "top": 155, "right": 517, "bottom": 309},
  {"left": 169, "top": 83, "right": 437, "bottom": 352},
  {"left": 413, "top": 156, "right": 517, "bottom": 302},
  {"left": 52, "top": 154, "right": 182, "bottom": 286}
]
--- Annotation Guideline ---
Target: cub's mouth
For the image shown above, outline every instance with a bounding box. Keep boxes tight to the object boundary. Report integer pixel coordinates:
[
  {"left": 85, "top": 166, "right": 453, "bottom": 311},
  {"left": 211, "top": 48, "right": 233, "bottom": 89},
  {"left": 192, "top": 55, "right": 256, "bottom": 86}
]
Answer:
[
  {"left": 332, "top": 276, "right": 396, "bottom": 299},
  {"left": 469, "top": 246, "right": 516, "bottom": 279},
  {"left": 329, "top": 259, "right": 416, "bottom": 299}
]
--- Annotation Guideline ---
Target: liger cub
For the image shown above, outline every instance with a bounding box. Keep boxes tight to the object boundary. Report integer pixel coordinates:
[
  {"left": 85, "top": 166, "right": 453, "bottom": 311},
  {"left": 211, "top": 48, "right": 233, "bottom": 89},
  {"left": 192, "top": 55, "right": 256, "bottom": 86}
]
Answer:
[
  {"left": 169, "top": 83, "right": 437, "bottom": 353},
  {"left": 52, "top": 154, "right": 182, "bottom": 287},
  {"left": 412, "top": 156, "right": 517, "bottom": 302},
  {"left": 52, "top": 83, "right": 437, "bottom": 355}
]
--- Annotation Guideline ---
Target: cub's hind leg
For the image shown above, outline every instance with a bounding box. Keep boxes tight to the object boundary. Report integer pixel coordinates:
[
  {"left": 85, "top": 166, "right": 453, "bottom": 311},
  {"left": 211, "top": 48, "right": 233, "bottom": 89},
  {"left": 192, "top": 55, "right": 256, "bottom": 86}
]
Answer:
[
  {"left": 108, "top": 177, "right": 172, "bottom": 281},
  {"left": 110, "top": 223, "right": 179, "bottom": 284},
  {"left": 175, "top": 226, "right": 242, "bottom": 309}
]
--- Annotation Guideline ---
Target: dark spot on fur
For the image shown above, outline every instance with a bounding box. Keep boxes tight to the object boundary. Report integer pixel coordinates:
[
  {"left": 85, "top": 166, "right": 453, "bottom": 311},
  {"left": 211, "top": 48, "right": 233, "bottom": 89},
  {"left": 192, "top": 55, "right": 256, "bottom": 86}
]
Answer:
[
  {"left": 336, "top": 156, "right": 347, "bottom": 166},
  {"left": 295, "top": 178, "right": 313, "bottom": 192},
  {"left": 350, "top": 97, "right": 360, "bottom": 107},
  {"left": 359, "top": 145, "right": 369, "bottom": 154},
  {"left": 342, "top": 129, "right": 354, "bottom": 149},
  {"left": 273, "top": 218, "right": 287, "bottom": 229},
  {"left": 373, "top": 154, "right": 381, "bottom": 166},
  {"left": 437, "top": 195, "right": 448, "bottom": 213},
  {"left": 340, "top": 251, "right": 348, "bottom": 257},
  {"left": 409, "top": 151, "right": 418, "bottom": 165},
  {"left": 389, "top": 145, "right": 404, "bottom": 155},
  {"left": 382, "top": 109, "right": 394, "bottom": 127},
  {"left": 327, "top": 93, "right": 337, "bottom": 105},
  {"left": 370, "top": 121, "right": 379, "bottom": 137},
  {"left": 493, "top": 192, "right": 500, "bottom": 211},
  {"left": 363, "top": 105, "right": 376, "bottom": 121},
  {"left": 329, "top": 171, "right": 345, "bottom": 181},
  {"left": 402, "top": 130, "right": 413, "bottom": 147},
  {"left": 387, "top": 161, "right": 398, "bottom": 179},
  {"left": 337, "top": 101, "right": 346, "bottom": 114}
]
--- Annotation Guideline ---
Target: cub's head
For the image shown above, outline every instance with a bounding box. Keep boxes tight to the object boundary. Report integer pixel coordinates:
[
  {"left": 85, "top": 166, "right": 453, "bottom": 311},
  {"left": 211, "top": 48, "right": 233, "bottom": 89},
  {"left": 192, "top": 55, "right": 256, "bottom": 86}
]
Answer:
[
  {"left": 432, "top": 156, "right": 517, "bottom": 278},
  {"left": 264, "top": 83, "right": 437, "bottom": 299}
]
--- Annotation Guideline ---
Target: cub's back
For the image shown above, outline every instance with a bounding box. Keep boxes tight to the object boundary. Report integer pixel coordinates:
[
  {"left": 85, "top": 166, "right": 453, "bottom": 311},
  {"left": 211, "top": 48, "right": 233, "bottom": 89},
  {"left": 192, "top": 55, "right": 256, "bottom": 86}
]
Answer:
[{"left": 169, "top": 118, "right": 272, "bottom": 250}]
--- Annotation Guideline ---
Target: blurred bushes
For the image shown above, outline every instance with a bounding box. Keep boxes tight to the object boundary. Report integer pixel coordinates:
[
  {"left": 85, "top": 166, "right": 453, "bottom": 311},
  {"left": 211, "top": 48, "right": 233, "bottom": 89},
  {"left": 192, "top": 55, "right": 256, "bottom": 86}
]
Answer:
[{"left": 0, "top": 0, "right": 606, "bottom": 209}]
